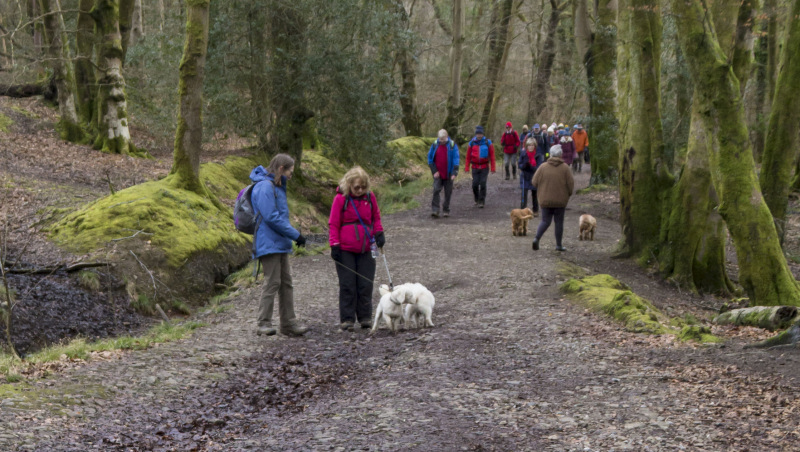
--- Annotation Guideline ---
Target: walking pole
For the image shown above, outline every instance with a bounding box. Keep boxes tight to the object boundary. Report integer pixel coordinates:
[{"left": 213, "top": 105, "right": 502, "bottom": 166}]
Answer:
[{"left": 381, "top": 248, "right": 394, "bottom": 290}]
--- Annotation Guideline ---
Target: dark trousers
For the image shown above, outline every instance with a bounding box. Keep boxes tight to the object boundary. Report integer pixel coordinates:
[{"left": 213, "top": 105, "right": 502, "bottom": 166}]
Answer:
[
  {"left": 335, "top": 250, "right": 376, "bottom": 323},
  {"left": 535, "top": 207, "right": 566, "bottom": 246},
  {"left": 471, "top": 167, "right": 489, "bottom": 203},
  {"left": 432, "top": 177, "right": 453, "bottom": 213},
  {"left": 521, "top": 188, "right": 539, "bottom": 212}
]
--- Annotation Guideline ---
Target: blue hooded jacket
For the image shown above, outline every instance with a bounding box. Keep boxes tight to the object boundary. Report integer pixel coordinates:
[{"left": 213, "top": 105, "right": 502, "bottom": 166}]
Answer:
[
  {"left": 427, "top": 139, "right": 460, "bottom": 177},
  {"left": 249, "top": 166, "right": 300, "bottom": 257}
]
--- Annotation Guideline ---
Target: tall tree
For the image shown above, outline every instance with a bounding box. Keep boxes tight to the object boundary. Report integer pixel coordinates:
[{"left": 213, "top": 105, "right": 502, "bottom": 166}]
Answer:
[
  {"left": 527, "top": 0, "right": 568, "bottom": 124},
  {"left": 479, "top": 0, "right": 514, "bottom": 135},
  {"left": 759, "top": 0, "right": 800, "bottom": 243},
  {"left": 573, "top": 0, "right": 617, "bottom": 184},
  {"left": 392, "top": 0, "right": 421, "bottom": 136},
  {"left": 443, "top": 0, "right": 465, "bottom": 140},
  {"left": 267, "top": 1, "right": 313, "bottom": 171},
  {"left": 91, "top": 0, "right": 135, "bottom": 154},
  {"left": 671, "top": 0, "right": 800, "bottom": 306},
  {"left": 168, "top": 0, "right": 210, "bottom": 193},
  {"left": 39, "top": 0, "right": 83, "bottom": 142},
  {"left": 616, "top": 0, "right": 670, "bottom": 257},
  {"left": 75, "top": 0, "right": 96, "bottom": 125}
]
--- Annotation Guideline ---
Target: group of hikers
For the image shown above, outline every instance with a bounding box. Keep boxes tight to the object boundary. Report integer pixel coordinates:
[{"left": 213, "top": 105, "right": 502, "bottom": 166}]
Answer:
[{"left": 245, "top": 121, "right": 589, "bottom": 336}]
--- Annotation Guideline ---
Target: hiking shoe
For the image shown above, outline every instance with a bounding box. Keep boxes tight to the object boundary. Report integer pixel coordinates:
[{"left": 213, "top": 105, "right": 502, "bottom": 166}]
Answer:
[
  {"left": 474, "top": 201, "right": 480, "bottom": 207},
  {"left": 443, "top": 211, "right": 450, "bottom": 218},
  {"left": 532, "top": 238, "right": 539, "bottom": 251},
  {"left": 556, "top": 245, "right": 567, "bottom": 252},
  {"left": 478, "top": 201, "right": 485, "bottom": 208},
  {"left": 533, "top": 210, "right": 539, "bottom": 217},
  {"left": 505, "top": 176, "right": 510, "bottom": 181},
  {"left": 280, "top": 324, "right": 309, "bottom": 337},
  {"left": 257, "top": 325, "right": 277, "bottom": 336},
  {"left": 340, "top": 321, "right": 355, "bottom": 332},
  {"left": 360, "top": 320, "right": 373, "bottom": 330},
  {"left": 431, "top": 210, "right": 440, "bottom": 218}
]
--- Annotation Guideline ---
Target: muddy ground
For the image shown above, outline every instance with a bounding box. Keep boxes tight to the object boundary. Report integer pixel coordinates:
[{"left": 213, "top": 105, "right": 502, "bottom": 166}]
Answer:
[{"left": 2, "top": 167, "right": 800, "bottom": 451}]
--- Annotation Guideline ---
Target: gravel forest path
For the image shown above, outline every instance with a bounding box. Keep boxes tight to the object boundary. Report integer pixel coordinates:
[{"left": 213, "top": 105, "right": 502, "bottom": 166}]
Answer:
[{"left": 2, "top": 169, "right": 800, "bottom": 451}]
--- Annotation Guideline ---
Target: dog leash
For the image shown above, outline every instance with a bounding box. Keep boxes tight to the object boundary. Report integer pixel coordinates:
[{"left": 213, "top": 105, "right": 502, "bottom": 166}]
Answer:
[
  {"left": 381, "top": 248, "right": 394, "bottom": 290},
  {"left": 331, "top": 249, "right": 395, "bottom": 289},
  {"left": 332, "top": 259, "right": 376, "bottom": 284}
]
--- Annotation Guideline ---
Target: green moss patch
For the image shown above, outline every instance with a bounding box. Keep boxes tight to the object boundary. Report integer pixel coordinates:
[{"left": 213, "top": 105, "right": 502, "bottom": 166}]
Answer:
[
  {"left": 50, "top": 176, "right": 249, "bottom": 268},
  {"left": 561, "top": 274, "right": 721, "bottom": 342},
  {"left": 0, "top": 112, "right": 13, "bottom": 133}
]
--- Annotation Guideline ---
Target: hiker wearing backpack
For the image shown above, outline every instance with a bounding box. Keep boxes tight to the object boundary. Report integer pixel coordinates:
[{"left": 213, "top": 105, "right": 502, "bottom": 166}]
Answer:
[
  {"left": 427, "top": 129, "right": 459, "bottom": 218},
  {"left": 328, "top": 166, "right": 385, "bottom": 332},
  {"left": 531, "top": 124, "right": 549, "bottom": 163},
  {"left": 465, "top": 125, "right": 496, "bottom": 208},
  {"left": 500, "top": 121, "right": 521, "bottom": 180},
  {"left": 249, "top": 154, "right": 309, "bottom": 337}
]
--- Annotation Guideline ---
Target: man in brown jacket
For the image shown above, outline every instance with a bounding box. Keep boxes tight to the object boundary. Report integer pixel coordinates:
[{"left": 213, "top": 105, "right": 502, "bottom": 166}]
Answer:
[{"left": 531, "top": 144, "right": 575, "bottom": 251}]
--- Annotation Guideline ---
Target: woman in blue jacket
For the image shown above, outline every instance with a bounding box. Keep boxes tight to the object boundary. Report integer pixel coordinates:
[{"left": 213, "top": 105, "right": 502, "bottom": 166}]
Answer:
[{"left": 250, "top": 154, "right": 309, "bottom": 337}]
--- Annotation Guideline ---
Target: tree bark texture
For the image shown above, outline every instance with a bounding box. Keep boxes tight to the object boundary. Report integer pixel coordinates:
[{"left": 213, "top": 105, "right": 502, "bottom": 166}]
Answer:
[
  {"left": 671, "top": 0, "right": 800, "bottom": 306},
  {"left": 75, "top": 0, "right": 97, "bottom": 125},
  {"left": 168, "top": 0, "right": 210, "bottom": 193},
  {"left": 759, "top": 0, "right": 800, "bottom": 243},
  {"left": 658, "top": 96, "right": 734, "bottom": 294},
  {"left": 585, "top": 0, "right": 618, "bottom": 185},
  {"left": 713, "top": 305, "right": 798, "bottom": 331},
  {"left": 443, "top": 0, "right": 465, "bottom": 141},
  {"left": 765, "top": 0, "right": 778, "bottom": 107},
  {"left": 39, "top": 0, "right": 83, "bottom": 142},
  {"left": 616, "top": 0, "right": 670, "bottom": 258},
  {"left": 132, "top": 0, "right": 143, "bottom": 41},
  {"left": 247, "top": 3, "right": 268, "bottom": 146},
  {"left": 267, "top": 2, "right": 312, "bottom": 171},
  {"left": 92, "top": 0, "right": 134, "bottom": 155},
  {"left": 119, "top": 0, "right": 134, "bottom": 63},
  {"left": 393, "top": 0, "right": 422, "bottom": 137},
  {"left": 479, "top": 0, "right": 513, "bottom": 136},
  {"left": 752, "top": 21, "right": 768, "bottom": 163},
  {"left": 527, "top": 0, "right": 565, "bottom": 127}
]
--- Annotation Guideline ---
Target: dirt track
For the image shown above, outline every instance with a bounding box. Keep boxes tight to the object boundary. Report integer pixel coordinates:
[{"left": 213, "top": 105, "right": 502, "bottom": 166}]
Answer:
[{"left": 2, "top": 169, "right": 800, "bottom": 451}]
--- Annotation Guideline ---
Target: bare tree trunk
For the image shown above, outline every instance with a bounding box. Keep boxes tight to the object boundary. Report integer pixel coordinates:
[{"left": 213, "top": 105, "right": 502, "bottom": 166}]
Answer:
[
  {"left": 527, "top": 0, "right": 566, "bottom": 125},
  {"left": 616, "top": 0, "right": 670, "bottom": 257},
  {"left": 752, "top": 20, "right": 768, "bottom": 163},
  {"left": 760, "top": 0, "right": 800, "bottom": 243},
  {"left": 75, "top": 0, "right": 96, "bottom": 125},
  {"left": 480, "top": 0, "right": 513, "bottom": 135},
  {"left": 247, "top": 3, "right": 268, "bottom": 147},
  {"left": 168, "top": 0, "right": 210, "bottom": 193},
  {"left": 443, "top": 0, "right": 465, "bottom": 141},
  {"left": 39, "top": 0, "right": 83, "bottom": 142},
  {"left": 131, "top": 0, "right": 143, "bottom": 41},
  {"left": 393, "top": 0, "right": 421, "bottom": 137},
  {"left": 765, "top": 0, "right": 778, "bottom": 107},
  {"left": 118, "top": 0, "right": 134, "bottom": 63},
  {"left": 92, "top": 0, "right": 134, "bottom": 155},
  {"left": 673, "top": 0, "right": 800, "bottom": 306}
]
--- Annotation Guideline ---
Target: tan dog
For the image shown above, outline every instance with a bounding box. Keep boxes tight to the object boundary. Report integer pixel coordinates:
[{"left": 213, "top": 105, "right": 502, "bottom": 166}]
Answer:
[
  {"left": 579, "top": 214, "right": 596, "bottom": 241},
  {"left": 510, "top": 208, "right": 534, "bottom": 236}
]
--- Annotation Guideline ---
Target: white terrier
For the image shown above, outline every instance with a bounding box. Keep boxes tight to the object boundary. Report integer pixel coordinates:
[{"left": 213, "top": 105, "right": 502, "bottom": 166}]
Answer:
[
  {"left": 394, "top": 283, "right": 435, "bottom": 329},
  {"left": 371, "top": 284, "right": 405, "bottom": 334}
]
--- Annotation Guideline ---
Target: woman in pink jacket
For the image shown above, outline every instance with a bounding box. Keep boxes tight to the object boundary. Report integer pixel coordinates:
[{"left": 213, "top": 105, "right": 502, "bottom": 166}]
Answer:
[{"left": 329, "top": 167, "right": 385, "bottom": 331}]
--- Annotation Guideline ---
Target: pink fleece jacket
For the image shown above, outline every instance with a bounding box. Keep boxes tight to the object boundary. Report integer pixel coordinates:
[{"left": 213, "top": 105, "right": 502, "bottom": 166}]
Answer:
[{"left": 328, "top": 190, "right": 384, "bottom": 253}]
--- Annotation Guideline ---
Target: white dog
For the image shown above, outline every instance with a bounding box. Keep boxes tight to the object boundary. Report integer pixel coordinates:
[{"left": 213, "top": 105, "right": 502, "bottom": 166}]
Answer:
[
  {"left": 371, "top": 284, "right": 406, "bottom": 333},
  {"left": 393, "top": 282, "right": 435, "bottom": 329}
]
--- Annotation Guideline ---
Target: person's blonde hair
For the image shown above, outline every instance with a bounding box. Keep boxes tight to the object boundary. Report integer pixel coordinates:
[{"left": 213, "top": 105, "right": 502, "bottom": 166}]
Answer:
[
  {"left": 339, "top": 166, "right": 371, "bottom": 195},
  {"left": 267, "top": 153, "right": 295, "bottom": 186},
  {"left": 525, "top": 138, "right": 536, "bottom": 148}
]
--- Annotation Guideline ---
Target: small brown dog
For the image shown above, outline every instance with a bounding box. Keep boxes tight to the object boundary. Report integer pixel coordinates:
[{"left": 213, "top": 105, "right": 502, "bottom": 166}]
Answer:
[
  {"left": 510, "top": 208, "right": 534, "bottom": 236},
  {"left": 579, "top": 214, "right": 596, "bottom": 241}
]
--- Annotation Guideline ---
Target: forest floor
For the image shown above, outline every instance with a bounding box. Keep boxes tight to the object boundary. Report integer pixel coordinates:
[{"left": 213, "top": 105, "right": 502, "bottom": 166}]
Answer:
[{"left": 3, "top": 144, "right": 800, "bottom": 450}]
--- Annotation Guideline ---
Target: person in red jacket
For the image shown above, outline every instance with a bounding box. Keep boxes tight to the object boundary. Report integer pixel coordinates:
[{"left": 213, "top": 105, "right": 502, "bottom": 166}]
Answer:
[
  {"left": 500, "top": 121, "right": 521, "bottom": 180},
  {"left": 328, "top": 167, "right": 385, "bottom": 331},
  {"left": 465, "top": 125, "right": 496, "bottom": 208}
]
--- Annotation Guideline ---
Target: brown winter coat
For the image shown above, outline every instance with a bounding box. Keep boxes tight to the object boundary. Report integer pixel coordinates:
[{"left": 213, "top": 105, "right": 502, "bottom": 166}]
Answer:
[{"left": 532, "top": 157, "right": 574, "bottom": 208}]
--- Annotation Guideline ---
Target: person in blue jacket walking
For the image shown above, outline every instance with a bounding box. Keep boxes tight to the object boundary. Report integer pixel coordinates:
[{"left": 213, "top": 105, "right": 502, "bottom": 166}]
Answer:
[
  {"left": 250, "top": 154, "right": 309, "bottom": 337},
  {"left": 427, "top": 129, "right": 460, "bottom": 217}
]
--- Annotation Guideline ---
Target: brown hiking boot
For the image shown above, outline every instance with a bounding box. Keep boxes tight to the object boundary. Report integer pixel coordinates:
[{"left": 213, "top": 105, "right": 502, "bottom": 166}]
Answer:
[
  {"left": 280, "top": 324, "right": 309, "bottom": 337},
  {"left": 256, "top": 324, "right": 277, "bottom": 336},
  {"left": 340, "top": 321, "right": 355, "bottom": 332}
]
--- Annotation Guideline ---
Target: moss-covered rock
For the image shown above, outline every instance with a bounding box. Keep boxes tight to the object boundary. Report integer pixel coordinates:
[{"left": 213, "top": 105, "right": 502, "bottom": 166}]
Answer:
[
  {"left": 561, "top": 273, "right": 721, "bottom": 342},
  {"left": 678, "top": 325, "right": 722, "bottom": 343}
]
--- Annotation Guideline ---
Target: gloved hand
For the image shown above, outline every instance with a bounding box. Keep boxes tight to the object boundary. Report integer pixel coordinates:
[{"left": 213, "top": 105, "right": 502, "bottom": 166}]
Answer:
[
  {"left": 374, "top": 232, "right": 386, "bottom": 248},
  {"left": 295, "top": 234, "right": 307, "bottom": 247},
  {"left": 331, "top": 245, "right": 342, "bottom": 262}
]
